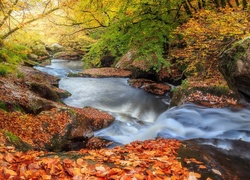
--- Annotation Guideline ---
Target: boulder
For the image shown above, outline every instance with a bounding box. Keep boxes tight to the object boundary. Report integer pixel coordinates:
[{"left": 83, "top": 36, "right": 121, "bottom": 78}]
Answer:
[
  {"left": 128, "top": 79, "right": 171, "bottom": 95},
  {"left": 53, "top": 50, "right": 83, "bottom": 60},
  {"left": 73, "top": 67, "right": 132, "bottom": 78},
  {"left": 115, "top": 50, "right": 156, "bottom": 79},
  {"left": 218, "top": 36, "right": 250, "bottom": 102},
  {"left": 47, "top": 107, "right": 115, "bottom": 151},
  {"left": 31, "top": 44, "right": 50, "bottom": 61},
  {"left": 46, "top": 43, "right": 64, "bottom": 53},
  {"left": 68, "top": 107, "right": 115, "bottom": 139}
]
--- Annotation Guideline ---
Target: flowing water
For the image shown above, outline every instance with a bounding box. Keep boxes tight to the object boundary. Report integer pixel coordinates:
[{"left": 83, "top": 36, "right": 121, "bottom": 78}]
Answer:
[{"left": 35, "top": 60, "right": 250, "bottom": 151}]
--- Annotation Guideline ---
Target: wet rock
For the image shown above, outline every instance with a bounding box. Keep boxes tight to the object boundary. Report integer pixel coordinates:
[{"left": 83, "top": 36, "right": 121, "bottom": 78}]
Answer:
[
  {"left": 28, "top": 82, "right": 61, "bottom": 102},
  {"left": 68, "top": 107, "right": 115, "bottom": 140},
  {"left": 179, "top": 139, "right": 250, "bottom": 180},
  {"left": 73, "top": 67, "right": 132, "bottom": 78},
  {"left": 157, "top": 65, "right": 184, "bottom": 85},
  {"left": 47, "top": 107, "right": 115, "bottom": 151},
  {"left": 18, "top": 66, "right": 59, "bottom": 87},
  {"left": 0, "top": 65, "right": 114, "bottom": 151},
  {"left": 53, "top": 50, "right": 83, "bottom": 60},
  {"left": 129, "top": 79, "right": 171, "bottom": 95},
  {"left": 86, "top": 137, "right": 113, "bottom": 149},
  {"left": 115, "top": 50, "right": 156, "bottom": 79},
  {"left": 219, "top": 36, "right": 250, "bottom": 102}
]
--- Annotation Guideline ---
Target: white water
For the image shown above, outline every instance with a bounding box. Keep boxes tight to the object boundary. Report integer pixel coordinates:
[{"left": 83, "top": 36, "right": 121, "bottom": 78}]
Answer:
[
  {"left": 35, "top": 60, "right": 250, "bottom": 149},
  {"left": 34, "top": 59, "right": 84, "bottom": 78}
]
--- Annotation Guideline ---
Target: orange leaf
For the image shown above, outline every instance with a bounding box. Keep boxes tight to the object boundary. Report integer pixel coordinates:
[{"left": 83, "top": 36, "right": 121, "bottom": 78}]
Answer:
[
  {"left": 4, "top": 168, "right": 17, "bottom": 176},
  {"left": 41, "top": 174, "right": 51, "bottom": 179},
  {"left": 4, "top": 152, "right": 14, "bottom": 162},
  {"left": 199, "top": 165, "right": 207, "bottom": 169}
]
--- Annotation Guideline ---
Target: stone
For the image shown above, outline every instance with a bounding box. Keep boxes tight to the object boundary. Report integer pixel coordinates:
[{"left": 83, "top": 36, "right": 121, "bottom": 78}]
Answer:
[
  {"left": 46, "top": 43, "right": 64, "bottom": 53},
  {"left": 115, "top": 50, "right": 156, "bottom": 79},
  {"left": 31, "top": 44, "right": 50, "bottom": 59},
  {"left": 74, "top": 67, "right": 132, "bottom": 78},
  {"left": 67, "top": 107, "right": 115, "bottom": 140},
  {"left": 128, "top": 79, "right": 171, "bottom": 95},
  {"left": 218, "top": 36, "right": 250, "bottom": 102},
  {"left": 53, "top": 50, "right": 83, "bottom": 60}
]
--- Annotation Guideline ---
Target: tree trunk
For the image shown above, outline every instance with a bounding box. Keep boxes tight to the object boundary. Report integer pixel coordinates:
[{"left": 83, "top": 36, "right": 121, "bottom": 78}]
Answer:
[
  {"left": 227, "top": 0, "right": 233, "bottom": 7},
  {"left": 221, "top": 0, "right": 226, "bottom": 7},
  {"left": 213, "top": 0, "right": 220, "bottom": 8},
  {"left": 198, "top": 0, "right": 202, "bottom": 9},
  {"left": 186, "top": 0, "right": 197, "bottom": 12},
  {"left": 183, "top": 1, "right": 192, "bottom": 16},
  {"left": 235, "top": 0, "right": 240, "bottom": 6},
  {"left": 242, "top": 0, "right": 247, "bottom": 9},
  {"left": 202, "top": 0, "right": 206, "bottom": 7}
]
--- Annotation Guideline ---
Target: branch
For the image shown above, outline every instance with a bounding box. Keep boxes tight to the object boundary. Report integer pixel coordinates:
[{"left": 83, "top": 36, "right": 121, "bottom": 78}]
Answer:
[
  {"left": 0, "top": 0, "right": 19, "bottom": 28},
  {"left": 69, "top": 25, "right": 104, "bottom": 35},
  {"left": 1, "top": 7, "right": 59, "bottom": 40}
]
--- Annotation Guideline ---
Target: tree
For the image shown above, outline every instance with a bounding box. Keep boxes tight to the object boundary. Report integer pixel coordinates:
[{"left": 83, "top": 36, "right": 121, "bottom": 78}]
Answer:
[
  {"left": 75, "top": 0, "right": 184, "bottom": 71},
  {"left": 0, "top": 0, "right": 60, "bottom": 40}
]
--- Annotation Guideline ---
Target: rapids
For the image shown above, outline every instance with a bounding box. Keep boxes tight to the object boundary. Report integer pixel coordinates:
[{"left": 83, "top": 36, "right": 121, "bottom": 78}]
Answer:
[{"left": 35, "top": 59, "right": 250, "bottom": 150}]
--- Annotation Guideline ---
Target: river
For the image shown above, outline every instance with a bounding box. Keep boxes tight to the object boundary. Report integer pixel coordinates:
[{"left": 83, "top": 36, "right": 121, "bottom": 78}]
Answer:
[{"left": 35, "top": 59, "right": 250, "bottom": 151}]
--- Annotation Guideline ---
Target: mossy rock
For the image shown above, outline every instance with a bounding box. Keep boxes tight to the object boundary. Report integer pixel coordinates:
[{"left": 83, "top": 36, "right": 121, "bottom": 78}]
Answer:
[
  {"left": 218, "top": 36, "right": 250, "bottom": 102},
  {"left": 31, "top": 44, "right": 50, "bottom": 57},
  {"left": 0, "top": 101, "right": 7, "bottom": 111},
  {"left": 4, "top": 131, "right": 32, "bottom": 152}
]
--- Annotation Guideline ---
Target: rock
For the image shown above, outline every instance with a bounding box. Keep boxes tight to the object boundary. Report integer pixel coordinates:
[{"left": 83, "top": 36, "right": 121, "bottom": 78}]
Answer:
[
  {"left": 46, "top": 43, "right": 64, "bottom": 53},
  {"left": 28, "top": 82, "right": 61, "bottom": 102},
  {"left": 47, "top": 107, "right": 115, "bottom": 151},
  {"left": 157, "top": 66, "right": 184, "bottom": 85},
  {"left": 86, "top": 137, "right": 113, "bottom": 149},
  {"left": 73, "top": 67, "right": 132, "bottom": 78},
  {"left": 53, "top": 50, "right": 83, "bottom": 60},
  {"left": 115, "top": 50, "right": 156, "bottom": 79},
  {"left": 179, "top": 139, "right": 250, "bottom": 180},
  {"left": 0, "top": 65, "right": 115, "bottom": 151},
  {"left": 31, "top": 44, "right": 50, "bottom": 61},
  {"left": 169, "top": 77, "right": 239, "bottom": 108},
  {"left": 28, "top": 53, "right": 38, "bottom": 61},
  {"left": 129, "top": 79, "right": 171, "bottom": 95},
  {"left": 68, "top": 107, "right": 115, "bottom": 140},
  {"left": 218, "top": 36, "right": 250, "bottom": 102}
]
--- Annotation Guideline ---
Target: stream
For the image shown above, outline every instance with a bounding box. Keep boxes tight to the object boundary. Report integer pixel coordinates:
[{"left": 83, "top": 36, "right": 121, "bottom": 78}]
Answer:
[{"left": 35, "top": 60, "right": 250, "bottom": 152}]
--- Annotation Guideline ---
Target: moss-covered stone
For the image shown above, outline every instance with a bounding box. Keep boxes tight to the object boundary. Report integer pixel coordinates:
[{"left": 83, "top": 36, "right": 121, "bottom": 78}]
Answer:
[
  {"left": 4, "top": 131, "right": 32, "bottom": 152},
  {"left": 218, "top": 36, "right": 250, "bottom": 102},
  {"left": 0, "top": 101, "right": 6, "bottom": 111}
]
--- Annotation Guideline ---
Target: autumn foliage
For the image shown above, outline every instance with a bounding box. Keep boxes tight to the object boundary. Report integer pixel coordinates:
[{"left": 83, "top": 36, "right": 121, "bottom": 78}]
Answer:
[
  {"left": 171, "top": 7, "right": 250, "bottom": 77},
  {"left": 0, "top": 108, "right": 71, "bottom": 148},
  {"left": 0, "top": 138, "right": 204, "bottom": 180}
]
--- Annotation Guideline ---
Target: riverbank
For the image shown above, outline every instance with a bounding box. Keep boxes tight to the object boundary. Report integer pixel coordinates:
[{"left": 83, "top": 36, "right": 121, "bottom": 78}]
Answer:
[{"left": 0, "top": 63, "right": 249, "bottom": 179}]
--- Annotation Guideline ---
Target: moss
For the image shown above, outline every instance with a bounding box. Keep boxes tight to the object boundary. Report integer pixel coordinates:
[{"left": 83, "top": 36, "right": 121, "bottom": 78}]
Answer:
[
  {"left": 4, "top": 131, "right": 32, "bottom": 152},
  {"left": 0, "top": 101, "right": 7, "bottom": 111},
  {"left": 170, "top": 83, "right": 235, "bottom": 107},
  {"left": 16, "top": 71, "right": 25, "bottom": 79},
  {"left": 44, "top": 133, "right": 70, "bottom": 152},
  {"left": 0, "top": 63, "right": 16, "bottom": 76}
]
